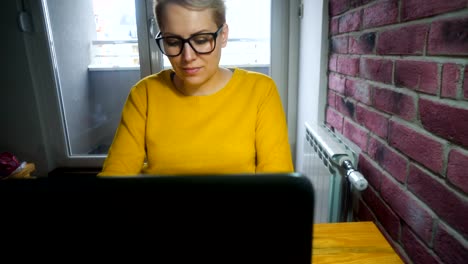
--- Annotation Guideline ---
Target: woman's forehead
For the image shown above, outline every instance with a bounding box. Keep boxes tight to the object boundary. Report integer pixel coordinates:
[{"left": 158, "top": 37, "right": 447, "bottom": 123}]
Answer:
[{"left": 161, "top": 4, "right": 217, "bottom": 34}]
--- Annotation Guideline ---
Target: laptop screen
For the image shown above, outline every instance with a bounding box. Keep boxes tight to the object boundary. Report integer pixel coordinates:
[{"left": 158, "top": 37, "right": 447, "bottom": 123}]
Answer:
[{"left": 2, "top": 173, "right": 314, "bottom": 263}]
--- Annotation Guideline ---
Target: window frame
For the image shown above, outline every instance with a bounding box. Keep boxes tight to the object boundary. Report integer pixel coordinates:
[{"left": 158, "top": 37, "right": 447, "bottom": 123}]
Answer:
[{"left": 295, "top": 0, "right": 330, "bottom": 171}]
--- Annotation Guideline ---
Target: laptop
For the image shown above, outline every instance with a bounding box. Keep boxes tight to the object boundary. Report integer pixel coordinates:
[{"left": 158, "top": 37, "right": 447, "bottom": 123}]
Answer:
[{"left": 1, "top": 173, "right": 314, "bottom": 263}]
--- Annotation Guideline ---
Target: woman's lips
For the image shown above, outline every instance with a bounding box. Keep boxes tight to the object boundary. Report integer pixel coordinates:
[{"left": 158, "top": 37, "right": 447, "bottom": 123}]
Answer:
[{"left": 182, "top": 67, "right": 201, "bottom": 75}]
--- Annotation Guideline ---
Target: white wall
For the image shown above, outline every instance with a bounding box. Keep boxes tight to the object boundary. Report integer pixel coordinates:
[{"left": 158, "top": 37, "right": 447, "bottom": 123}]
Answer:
[{"left": 0, "top": 1, "right": 50, "bottom": 176}]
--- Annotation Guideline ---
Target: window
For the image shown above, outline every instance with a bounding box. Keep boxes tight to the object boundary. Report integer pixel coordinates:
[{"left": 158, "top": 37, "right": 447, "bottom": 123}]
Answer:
[
  {"left": 90, "top": 0, "right": 139, "bottom": 68},
  {"left": 32, "top": 0, "right": 297, "bottom": 167},
  {"left": 222, "top": 0, "right": 270, "bottom": 70},
  {"left": 42, "top": 0, "right": 142, "bottom": 157}
]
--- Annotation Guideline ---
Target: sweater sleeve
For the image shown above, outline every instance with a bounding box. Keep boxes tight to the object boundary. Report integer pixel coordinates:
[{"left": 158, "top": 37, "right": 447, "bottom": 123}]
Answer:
[
  {"left": 255, "top": 79, "right": 294, "bottom": 173},
  {"left": 98, "top": 84, "right": 148, "bottom": 176}
]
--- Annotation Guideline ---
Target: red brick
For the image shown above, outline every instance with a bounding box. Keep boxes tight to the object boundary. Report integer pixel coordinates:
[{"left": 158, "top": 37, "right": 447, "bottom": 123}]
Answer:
[
  {"left": 343, "top": 119, "right": 368, "bottom": 150},
  {"left": 381, "top": 174, "right": 434, "bottom": 243},
  {"left": 368, "top": 137, "right": 408, "bottom": 183},
  {"left": 331, "top": 36, "right": 348, "bottom": 54},
  {"left": 377, "top": 25, "right": 428, "bottom": 55},
  {"left": 349, "top": 32, "right": 375, "bottom": 54},
  {"left": 442, "top": 64, "right": 461, "bottom": 99},
  {"left": 434, "top": 223, "right": 468, "bottom": 264},
  {"left": 345, "top": 79, "right": 371, "bottom": 105},
  {"left": 339, "top": 10, "right": 362, "bottom": 33},
  {"left": 330, "top": 17, "right": 339, "bottom": 36},
  {"left": 408, "top": 164, "right": 468, "bottom": 237},
  {"left": 420, "top": 98, "right": 468, "bottom": 148},
  {"left": 389, "top": 120, "right": 445, "bottom": 174},
  {"left": 330, "top": 0, "right": 348, "bottom": 16},
  {"left": 326, "top": 107, "right": 344, "bottom": 133},
  {"left": 360, "top": 58, "right": 393, "bottom": 84},
  {"left": 428, "top": 17, "right": 468, "bottom": 56},
  {"left": 328, "top": 91, "right": 337, "bottom": 108},
  {"left": 358, "top": 154, "right": 383, "bottom": 191},
  {"left": 367, "top": 137, "right": 381, "bottom": 159},
  {"left": 465, "top": 67, "right": 468, "bottom": 99},
  {"left": 402, "top": 0, "right": 467, "bottom": 21},
  {"left": 349, "top": 0, "right": 375, "bottom": 8},
  {"left": 395, "top": 60, "right": 439, "bottom": 94},
  {"left": 328, "top": 72, "right": 346, "bottom": 93},
  {"left": 447, "top": 148, "right": 468, "bottom": 194},
  {"left": 329, "top": 54, "right": 338, "bottom": 72},
  {"left": 401, "top": 225, "right": 443, "bottom": 264},
  {"left": 373, "top": 87, "right": 416, "bottom": 121},
  {"left": 356, "top": 105, "right": 389, "bottom": 139},
  {"left": 356, "top": 199, "right": 376, "bottom": 222},
  {"left": 363, "top": 0, "right": 398, "bottom": 29},
  {"left": 362, "top": 186, "right": 400, "bottom": 241},
  {"left": 337, "top": 56, "right": 360, "bottom": 76},
  {"left": 336, "top": 95, "right": 356, "bottom": 118}
]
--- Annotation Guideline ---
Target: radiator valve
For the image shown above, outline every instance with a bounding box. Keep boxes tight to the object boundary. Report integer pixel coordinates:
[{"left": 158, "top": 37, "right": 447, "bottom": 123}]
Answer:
[{"left": 341, "top": 160, "right": 368, "bottom": 191}]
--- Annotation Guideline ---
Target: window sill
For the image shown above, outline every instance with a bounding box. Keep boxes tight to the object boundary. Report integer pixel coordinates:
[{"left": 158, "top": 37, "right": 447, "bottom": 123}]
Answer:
[
  {"left": 88, "top": 65, "right": 140, "bottom": 71},
  {"left": 88, "top": 64, "right": 270, "bottom": 72}
]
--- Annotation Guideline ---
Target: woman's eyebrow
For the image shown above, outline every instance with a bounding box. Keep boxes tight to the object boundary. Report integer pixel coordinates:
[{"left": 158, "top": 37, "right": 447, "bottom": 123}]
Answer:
[{"left": 162, "top": 29, "right": 214, "bottom": 37}]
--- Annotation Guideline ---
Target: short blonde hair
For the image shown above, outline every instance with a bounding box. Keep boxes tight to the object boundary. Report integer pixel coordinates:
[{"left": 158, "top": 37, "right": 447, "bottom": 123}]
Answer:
[{"left": 155, "top": 0, "right": 226, "bottom": 31}]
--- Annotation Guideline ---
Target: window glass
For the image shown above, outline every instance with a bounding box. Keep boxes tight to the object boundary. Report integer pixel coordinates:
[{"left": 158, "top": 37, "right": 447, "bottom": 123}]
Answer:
[
  {"left": 44, "top": 0, "right": 141, "bottom": 156},
  {"left": 90, "top": 0, "right": 139, "bottom": 68}
]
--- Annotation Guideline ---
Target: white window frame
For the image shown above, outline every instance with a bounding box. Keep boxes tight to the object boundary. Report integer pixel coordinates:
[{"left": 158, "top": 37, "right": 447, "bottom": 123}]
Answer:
[{"left": 295, "top": 0, "right": 330, "bottom": 171}]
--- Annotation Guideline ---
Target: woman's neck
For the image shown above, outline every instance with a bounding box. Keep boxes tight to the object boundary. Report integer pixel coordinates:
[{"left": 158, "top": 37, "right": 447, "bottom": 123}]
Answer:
[{"left": 173, "top": 68, "right": 232, "bottom": 96}]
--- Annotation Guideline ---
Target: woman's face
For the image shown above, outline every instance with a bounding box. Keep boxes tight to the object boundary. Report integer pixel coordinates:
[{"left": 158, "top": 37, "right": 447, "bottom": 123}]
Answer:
[{"left": 161, "top": 3, "right": 228, "bottom": 88}]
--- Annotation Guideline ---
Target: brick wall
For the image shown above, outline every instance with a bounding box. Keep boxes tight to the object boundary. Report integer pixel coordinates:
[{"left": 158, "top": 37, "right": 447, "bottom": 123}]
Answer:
[{"left": 326, "top": 0, "right": 468, "bottom": 263}]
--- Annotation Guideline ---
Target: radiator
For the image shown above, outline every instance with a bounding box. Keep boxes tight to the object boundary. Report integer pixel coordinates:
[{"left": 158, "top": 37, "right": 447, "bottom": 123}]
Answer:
[{"left": 303, "top": 122, "right": 368, "bottom": 223}]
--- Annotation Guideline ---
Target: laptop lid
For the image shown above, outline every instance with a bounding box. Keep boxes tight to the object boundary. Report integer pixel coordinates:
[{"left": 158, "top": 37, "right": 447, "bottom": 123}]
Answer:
[{"left": 1, "top": 173, "right": 314, "bottom": 263}]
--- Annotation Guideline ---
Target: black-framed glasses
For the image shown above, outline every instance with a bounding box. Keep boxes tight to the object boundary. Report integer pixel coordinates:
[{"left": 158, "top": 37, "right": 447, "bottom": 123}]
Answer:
[{"left": 155, "top": 25, "right": 224, "bottom": 57}]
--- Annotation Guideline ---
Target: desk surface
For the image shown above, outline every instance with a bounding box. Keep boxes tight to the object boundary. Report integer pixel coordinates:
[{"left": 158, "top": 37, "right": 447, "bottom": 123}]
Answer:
[{"left": 312, "top": 222, "right": 403, "bottom": 263}]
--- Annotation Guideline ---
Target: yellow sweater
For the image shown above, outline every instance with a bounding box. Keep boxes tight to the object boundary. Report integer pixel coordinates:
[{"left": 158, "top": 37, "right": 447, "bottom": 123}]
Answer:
[{"left": 99, "top": 68, "right": 293, "bottom": 176}]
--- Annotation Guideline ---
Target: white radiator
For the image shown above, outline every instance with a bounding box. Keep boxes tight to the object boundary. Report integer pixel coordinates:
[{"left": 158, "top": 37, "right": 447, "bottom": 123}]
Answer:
[{"left": 303, "top": 122, "right": 368, "bottom": 223}]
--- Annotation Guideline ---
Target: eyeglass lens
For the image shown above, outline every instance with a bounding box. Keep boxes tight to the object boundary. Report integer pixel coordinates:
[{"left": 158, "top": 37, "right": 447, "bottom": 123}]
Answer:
[{"left": 159, "top": 34, "right": 216, "bottom": 56}]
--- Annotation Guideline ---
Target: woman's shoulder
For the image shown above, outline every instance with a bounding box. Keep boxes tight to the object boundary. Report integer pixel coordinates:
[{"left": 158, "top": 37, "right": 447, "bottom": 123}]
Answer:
[
  {"left": 231, "top": 68, "right": 277, "bottom": 94},
  {"left": 128, "top": 69, "right": 173, "bottom": 95},
  {"left": 134, "top": 69, "right": 172, "bottom": 87},
  {"left": 233, "top": 68, "right": 273, "bottom": 82}
]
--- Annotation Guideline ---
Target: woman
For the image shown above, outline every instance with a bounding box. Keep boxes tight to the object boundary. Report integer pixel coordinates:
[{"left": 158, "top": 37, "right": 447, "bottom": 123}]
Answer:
[{"left": 98, "top": 0, "right": 293, "bottom": 176}]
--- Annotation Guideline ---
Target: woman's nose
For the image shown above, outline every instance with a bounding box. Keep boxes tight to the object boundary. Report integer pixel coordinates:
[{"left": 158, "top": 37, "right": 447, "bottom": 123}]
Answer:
[{"left": 181, "top": 42, "right": 196, "bottom": 61}]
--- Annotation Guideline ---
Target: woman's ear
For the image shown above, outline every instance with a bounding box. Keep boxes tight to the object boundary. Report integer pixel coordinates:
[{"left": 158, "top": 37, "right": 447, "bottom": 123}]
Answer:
[{"left": 221, "top": 24, "right": 229, "bottom": 48}]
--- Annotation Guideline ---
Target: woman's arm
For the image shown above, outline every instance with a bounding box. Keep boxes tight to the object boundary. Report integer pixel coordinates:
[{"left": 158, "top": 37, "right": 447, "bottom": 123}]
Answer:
[
  {"left": 255, "top": 80, "right": 294, "bottom": 173},
  {"left": 98, "top": 84, "right": 148, "bottom": 176}
]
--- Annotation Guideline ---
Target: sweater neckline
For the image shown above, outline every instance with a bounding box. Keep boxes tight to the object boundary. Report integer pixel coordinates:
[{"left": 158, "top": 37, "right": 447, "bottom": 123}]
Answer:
[{"left": 166, "top": 68, "right": 241, "bottom": 99}]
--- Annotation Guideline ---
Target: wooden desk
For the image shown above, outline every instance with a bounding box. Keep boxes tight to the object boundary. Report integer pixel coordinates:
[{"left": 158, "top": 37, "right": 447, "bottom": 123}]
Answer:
[{"left": 312, "top": 222, "right": 403, "bottom": 263}]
